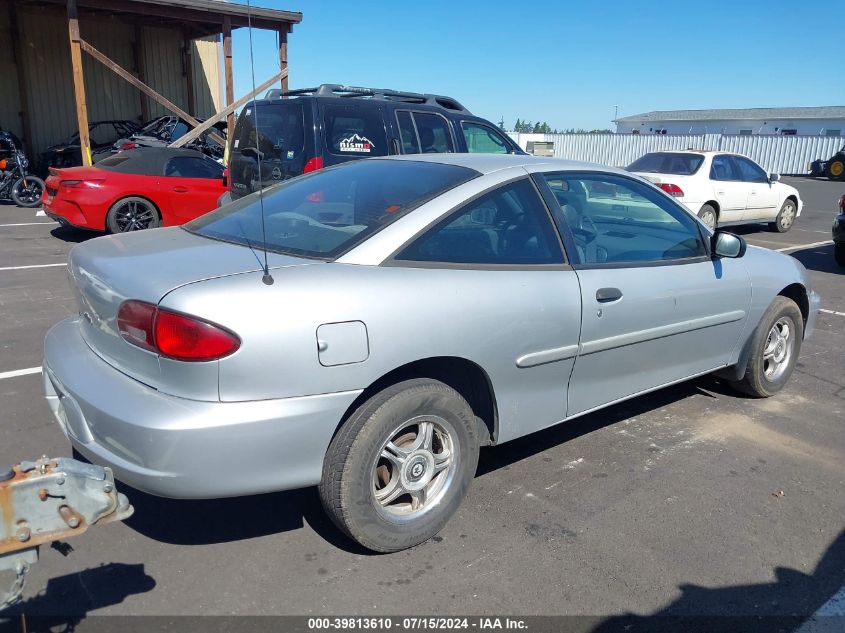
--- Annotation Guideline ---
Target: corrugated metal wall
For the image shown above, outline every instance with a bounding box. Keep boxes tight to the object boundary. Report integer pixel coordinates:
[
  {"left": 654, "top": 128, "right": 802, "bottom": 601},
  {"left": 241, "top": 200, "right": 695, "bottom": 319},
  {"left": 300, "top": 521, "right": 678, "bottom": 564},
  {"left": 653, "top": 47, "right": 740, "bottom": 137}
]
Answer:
[
  {"left": 512, "top": 132, "right": 845, "bottom": 175},
  {"left": 0, "top": 8, "right": 24, "bottom": 142},
  {"left": 5, "top": 4, "right": 221, "bottom": 156}
]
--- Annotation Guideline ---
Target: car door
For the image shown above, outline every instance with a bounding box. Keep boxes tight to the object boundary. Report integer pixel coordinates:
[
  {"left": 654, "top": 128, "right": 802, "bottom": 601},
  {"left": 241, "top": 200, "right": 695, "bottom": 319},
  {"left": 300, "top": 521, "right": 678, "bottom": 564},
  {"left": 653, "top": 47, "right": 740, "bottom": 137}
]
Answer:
[
  {"left": 159, "top": 156, "right": 225, "bottom": 225},
  {"left": 534, "top": 171, "right": 751, "bottom": 416},
  {"left": 709, "top": 154, "right": 747, "bottom": 223},
  {"left": 390, "top": 177, "right": 580, "bottom": 442},
  {"left": 734, "top": 155, "right": 779, "bottom": 220}
]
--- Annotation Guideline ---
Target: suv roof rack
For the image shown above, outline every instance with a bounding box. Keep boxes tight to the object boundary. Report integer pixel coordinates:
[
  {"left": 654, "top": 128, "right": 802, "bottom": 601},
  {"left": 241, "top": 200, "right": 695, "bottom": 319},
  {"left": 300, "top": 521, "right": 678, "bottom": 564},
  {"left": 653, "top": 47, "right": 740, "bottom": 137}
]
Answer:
[{"left": 264, "top": 83, "right": 469, "bottom": 113}]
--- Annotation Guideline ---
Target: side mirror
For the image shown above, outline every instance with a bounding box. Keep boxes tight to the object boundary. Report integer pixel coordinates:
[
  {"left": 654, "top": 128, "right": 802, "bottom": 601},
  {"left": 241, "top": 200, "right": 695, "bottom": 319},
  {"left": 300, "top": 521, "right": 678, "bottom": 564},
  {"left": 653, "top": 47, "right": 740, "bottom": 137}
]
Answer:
[
  {"left": 769, "top": 173, "right": 780, "bottom": 182},
  {"left": 711, "top": 231, "right": 746, "bottom": 259}
]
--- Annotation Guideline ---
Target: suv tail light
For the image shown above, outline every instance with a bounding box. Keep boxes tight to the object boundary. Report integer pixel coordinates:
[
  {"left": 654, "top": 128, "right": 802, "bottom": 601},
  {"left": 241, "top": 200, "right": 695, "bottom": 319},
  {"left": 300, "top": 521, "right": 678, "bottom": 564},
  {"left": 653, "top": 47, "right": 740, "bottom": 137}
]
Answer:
[
  {"left": 658, "top": 183, "right": 685, "bottom": 197},
  {"left": 117, "top": 300, "right": 240, "bottom": 361},
  {"left": 839, "top": 195, "right": 845, "bottom": 211},
  {"left": 222, "top": 167, "right": 229, "bottom": 188},
  {"left": 303, "top": 156, "right": 324, "bottom": 173}
]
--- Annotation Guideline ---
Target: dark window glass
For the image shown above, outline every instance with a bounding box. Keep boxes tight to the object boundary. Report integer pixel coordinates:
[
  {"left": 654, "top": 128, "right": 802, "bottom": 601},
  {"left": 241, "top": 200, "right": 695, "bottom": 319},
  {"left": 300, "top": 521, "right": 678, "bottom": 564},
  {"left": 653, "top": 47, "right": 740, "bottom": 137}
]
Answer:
[
  {"left": 165, "top": 156, "right": 224, "bottom": 179},
  {"left": 323, "top": 104, "right": 388, "bottom": 156},
  {"left": 397, "top": 111, "right": 420, "bottom": 154},
  {"left": 413, "top": 112, "right": 454, "bottom": 153},
  {"left": 169, "top": 121, "right": 189, "bottom": 141},
  {"left": 397, "top": 179, "right": 563, "bottom": 265},
  {"left": 627, "top": 152, "right": 704, "bottom": 175},
  {"left": 462, "top": 122, "right": 510, "bottom": 154},
  {"left": 541, "top": 173, "right": 706, "bottom": 265},
  {"left": 188, "top": 160, "right": 477, "bottom": 259},
  {"left": 734, "top": 156, "right": 768, "bottom": 183},
  {"left": 710, "top": 155, "right": 740, "bottom": 181},
  {"left": 234, "top": 102, "right": 305, "bottom": 161}
]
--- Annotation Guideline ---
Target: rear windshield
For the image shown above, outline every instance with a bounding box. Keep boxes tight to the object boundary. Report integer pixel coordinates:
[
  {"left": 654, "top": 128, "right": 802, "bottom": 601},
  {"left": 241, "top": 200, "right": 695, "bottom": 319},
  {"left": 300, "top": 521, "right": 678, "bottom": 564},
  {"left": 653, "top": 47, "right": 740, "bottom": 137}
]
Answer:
[
  {"left": 233, "top": 102, "right": 305, "bottom": 161},
  {"left": 186, "top": 160, "right": 477, "bottom": 259},
  {"left": 627, "top": 152, "right": 704, "bottom": 175}
]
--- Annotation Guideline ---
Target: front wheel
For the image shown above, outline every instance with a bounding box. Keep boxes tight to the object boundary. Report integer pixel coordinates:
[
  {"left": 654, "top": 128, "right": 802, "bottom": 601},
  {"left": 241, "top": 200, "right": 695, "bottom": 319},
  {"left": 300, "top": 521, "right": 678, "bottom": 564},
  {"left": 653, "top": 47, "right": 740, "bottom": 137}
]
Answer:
[
  {"left": 729, "top": 296, "right": 803, "bottom": 398},
  {"left": 106, "top": 197, "right": 160, "bottom": 233},
  {"left": 769, "top": 199, "right": 796, "bottom": 233},
  {"left": 826, "top": 158, "right": 845, "bottom": 181},
  {"left": 319, "top": 379, "right": 480, "bottom": 553},
  {"left": 11, "top": 176, "right": 45, "bottom": 208}
]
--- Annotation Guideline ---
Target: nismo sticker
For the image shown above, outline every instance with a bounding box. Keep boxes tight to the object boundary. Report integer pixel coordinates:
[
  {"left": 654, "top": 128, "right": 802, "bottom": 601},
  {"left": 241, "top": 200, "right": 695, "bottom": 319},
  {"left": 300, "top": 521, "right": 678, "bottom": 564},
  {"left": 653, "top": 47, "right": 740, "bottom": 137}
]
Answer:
[{"left": 339, "top": 134, "right": 374, "bottom": 153}]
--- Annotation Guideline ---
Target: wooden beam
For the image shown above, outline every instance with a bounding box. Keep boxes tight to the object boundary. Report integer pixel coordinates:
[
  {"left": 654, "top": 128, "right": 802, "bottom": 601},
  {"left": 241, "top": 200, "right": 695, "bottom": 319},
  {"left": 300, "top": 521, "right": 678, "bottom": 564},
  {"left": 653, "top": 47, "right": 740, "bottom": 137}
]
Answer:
[
  {"left": 184, "top": 31, "right": 196, "bottom": 117},
  {"left": 79, "top": 38, "right": 225, "bottom": 146},
  {"left": 133, "top": 24, "right": 149, "bottom": 122},
  {"left": 67, "top": 0, "right": 92, "bottom": 166},
  {"left": 9, "top": 3, "right": 34, "bottom": 158},
  {"left": 170, "top": 69, "right": 286, "bottom": 149},
  {"left": 278, "top": 24, "right": 288, "bottom": 94},
  {"left": 223, "top": 16, "right": 235, "bottom": 143}
]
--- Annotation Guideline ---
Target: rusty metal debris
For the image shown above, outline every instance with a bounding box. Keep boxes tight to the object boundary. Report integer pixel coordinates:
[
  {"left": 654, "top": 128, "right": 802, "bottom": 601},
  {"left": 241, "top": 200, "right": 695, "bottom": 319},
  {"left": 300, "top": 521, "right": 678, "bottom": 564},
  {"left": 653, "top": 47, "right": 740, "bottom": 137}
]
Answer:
[{"left": 0, "top": 456, "right": 133, "bottom": 610}]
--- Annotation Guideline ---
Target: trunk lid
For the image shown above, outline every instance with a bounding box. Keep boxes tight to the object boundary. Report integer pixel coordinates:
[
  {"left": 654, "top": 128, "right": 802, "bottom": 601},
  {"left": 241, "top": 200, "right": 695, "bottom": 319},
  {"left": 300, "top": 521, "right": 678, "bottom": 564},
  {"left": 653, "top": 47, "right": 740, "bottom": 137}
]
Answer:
[{"left": 68, "top": 227, "right": 312, "bottom": 397}]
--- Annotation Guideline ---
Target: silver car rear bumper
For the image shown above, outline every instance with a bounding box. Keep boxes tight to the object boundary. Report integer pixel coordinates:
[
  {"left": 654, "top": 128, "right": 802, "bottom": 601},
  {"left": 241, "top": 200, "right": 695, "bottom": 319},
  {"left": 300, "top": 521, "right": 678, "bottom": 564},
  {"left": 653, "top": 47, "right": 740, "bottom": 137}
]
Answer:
[{"left": 43, "top": 318, "right": 362, "bottom": 499}]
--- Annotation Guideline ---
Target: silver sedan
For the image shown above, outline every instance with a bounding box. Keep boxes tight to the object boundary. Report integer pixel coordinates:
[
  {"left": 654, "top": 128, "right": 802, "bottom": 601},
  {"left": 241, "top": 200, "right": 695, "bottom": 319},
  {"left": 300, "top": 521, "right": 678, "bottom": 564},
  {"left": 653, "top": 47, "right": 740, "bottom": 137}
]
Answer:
[{"left": 43, "top": 154, "right": 820, "bottom": 552}]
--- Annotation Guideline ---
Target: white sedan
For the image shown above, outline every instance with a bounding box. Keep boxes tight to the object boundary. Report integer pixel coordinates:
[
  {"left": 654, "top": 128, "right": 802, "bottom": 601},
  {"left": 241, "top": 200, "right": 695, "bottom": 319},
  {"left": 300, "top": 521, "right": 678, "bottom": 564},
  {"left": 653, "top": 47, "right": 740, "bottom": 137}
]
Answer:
[{"left": 627, "top": 150, "right": 802, "bottom": 232}]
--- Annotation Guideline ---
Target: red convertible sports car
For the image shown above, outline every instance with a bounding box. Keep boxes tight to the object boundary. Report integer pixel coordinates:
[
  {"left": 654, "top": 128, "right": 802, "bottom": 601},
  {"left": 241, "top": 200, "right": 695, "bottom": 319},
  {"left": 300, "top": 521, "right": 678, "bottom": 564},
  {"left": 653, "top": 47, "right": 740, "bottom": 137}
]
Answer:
[{"left": 43, "top": 147, "right": 225, "bottom": 233}]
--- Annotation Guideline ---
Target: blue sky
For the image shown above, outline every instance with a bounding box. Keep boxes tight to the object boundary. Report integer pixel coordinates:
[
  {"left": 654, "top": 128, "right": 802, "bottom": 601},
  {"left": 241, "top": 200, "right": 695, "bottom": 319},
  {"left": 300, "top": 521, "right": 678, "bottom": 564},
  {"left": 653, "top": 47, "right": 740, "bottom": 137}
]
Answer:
[{"left": 228, "top": 0, "right": 845, "bottom": 131}]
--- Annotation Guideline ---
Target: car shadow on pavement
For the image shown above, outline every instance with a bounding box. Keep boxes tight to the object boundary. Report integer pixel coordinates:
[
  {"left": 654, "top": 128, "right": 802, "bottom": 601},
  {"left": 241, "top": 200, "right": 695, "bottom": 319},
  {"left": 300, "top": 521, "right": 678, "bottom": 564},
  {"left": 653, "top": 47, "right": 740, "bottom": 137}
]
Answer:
[
  {"left": 1, "top": 562, "right": 155, "bottom": 626},
  {"left": 591, "top": 528, "right": 845, "bottom": 633},
  {"left": 789, "top": 243, "right": 842, "bottom": 275},
  {"left": 49, "top": 226, "right": 98, "bottom": 244}
]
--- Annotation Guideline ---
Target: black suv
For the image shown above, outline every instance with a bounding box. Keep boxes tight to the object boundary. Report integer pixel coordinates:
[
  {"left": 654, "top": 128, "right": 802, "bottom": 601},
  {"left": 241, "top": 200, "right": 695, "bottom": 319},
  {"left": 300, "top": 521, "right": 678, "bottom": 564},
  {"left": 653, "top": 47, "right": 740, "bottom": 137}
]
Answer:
[{"left": 227, "top": 84, "right": 523, "bottom": 200}]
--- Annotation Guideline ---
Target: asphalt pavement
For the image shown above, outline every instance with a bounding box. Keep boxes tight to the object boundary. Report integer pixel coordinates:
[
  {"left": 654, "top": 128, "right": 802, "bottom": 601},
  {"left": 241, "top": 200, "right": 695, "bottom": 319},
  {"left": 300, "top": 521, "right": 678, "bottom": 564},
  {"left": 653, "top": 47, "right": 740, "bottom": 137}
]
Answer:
[{"left": 0, "top": 178, "right": 842, "bottom": 626}]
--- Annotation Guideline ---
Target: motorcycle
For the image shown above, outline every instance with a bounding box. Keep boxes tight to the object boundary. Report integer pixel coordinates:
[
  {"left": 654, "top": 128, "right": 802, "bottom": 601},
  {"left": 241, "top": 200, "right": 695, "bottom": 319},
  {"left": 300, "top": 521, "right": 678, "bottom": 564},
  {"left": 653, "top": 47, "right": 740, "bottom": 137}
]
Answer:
[{"left": 0, "top": 133, "right": 46, "bottom": 208}]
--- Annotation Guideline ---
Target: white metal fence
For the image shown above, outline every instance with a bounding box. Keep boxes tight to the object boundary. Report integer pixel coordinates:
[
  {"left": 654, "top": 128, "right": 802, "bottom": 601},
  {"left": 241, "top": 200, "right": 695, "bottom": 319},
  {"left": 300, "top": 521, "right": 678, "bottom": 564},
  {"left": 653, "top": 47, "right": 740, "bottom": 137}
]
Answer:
[{"left": 510, "top": 133, "right": 844, "bottom": 175}]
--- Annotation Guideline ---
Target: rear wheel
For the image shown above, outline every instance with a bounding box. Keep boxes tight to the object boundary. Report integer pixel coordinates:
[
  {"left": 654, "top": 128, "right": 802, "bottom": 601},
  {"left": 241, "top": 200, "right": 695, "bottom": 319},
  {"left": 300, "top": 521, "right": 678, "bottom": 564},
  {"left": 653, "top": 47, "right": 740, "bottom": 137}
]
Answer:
[
  {"left": 835, "top": 243, "right": 845, "bottom": 267},
  {"left": 319, "top": 379, "right": 480, "bottom": 553},
  {"left": 697, "top": 204, "right": 717, "bottom": 230},
  {"left": 827, "top": 158, "right": 845, "bottom": 181},
  {"left": 768, "top": 199, "right": 796, "bottom": 233},
  {"left": 729, "top": 296, "right": 803, "bottom": 398},
  {"left": 11, "top": 176, "right": 45, "bottom": 208},
  {"left": 106, "top": 197, "right": 160, "bottom": 233}
]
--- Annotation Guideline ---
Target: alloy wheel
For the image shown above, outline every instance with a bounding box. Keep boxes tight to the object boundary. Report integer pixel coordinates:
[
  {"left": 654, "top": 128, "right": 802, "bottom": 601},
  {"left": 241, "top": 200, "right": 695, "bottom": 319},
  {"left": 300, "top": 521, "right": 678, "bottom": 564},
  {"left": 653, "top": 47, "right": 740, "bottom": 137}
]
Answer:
[
  {"left": 113, "top": 200, "right": 156, "bottom": 232},
  {"left": 763, "top": 317, "right": 794, "bottom": 381}
]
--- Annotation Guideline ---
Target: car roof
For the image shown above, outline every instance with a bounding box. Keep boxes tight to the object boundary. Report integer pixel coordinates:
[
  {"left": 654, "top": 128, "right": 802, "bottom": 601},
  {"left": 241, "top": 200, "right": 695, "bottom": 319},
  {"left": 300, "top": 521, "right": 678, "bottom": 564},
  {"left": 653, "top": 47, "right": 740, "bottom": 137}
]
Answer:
[
  {"left": 96, "top": 147, "right": 213, "bottom": 176},
  {"left": 376, "top": 153, "right": 630, "bottom": 177}
]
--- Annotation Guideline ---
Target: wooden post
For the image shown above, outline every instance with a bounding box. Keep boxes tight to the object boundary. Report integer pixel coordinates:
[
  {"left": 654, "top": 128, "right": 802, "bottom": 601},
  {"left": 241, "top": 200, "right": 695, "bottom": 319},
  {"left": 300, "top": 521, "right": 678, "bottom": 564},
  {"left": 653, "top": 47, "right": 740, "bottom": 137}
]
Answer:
[
  {"left": 9, "top": 3, "right": 34, "bottom": 158},
  {"left": 184, "top": 30, "right": 196, "bottom": 117},
  {"left": 278, "top": 24, "right": 288, "bottom": 94},
  {"left": 67, "top": 0, "right": 92, "bottom": 166},
  {"left": 223, "top": 17, "right": 235, "bottom": 141},
  {"left": 133, "top": 24, "right": 149, "bottom": 122}
]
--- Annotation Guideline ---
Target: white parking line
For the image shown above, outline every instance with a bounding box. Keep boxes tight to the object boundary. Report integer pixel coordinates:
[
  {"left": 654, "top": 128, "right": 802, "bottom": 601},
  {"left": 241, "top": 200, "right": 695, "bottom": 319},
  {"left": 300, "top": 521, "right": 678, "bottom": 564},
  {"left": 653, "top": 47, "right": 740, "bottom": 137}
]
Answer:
[
  {"left": 0, "top": 263, "right": 66, "bottom": 272},
  {"left": 0, "top": 222, "right": 56, "bottom": 227},
  {"left": 820, "top": 308, "right": 845, "bottom": 318},
  {"left": 36, "top": 210, "right": 46, "bottom": 216},
  {"left": 776, "top": 240, "right": 834, "bottom": 252},
  {"left": 0, "top": 366, "right": 41, "bottom": 381}
]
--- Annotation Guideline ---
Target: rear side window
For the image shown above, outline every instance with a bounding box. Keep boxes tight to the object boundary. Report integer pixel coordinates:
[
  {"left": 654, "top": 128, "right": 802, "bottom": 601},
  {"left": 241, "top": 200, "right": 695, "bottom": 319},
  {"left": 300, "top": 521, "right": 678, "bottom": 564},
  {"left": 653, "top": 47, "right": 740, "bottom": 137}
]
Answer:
[
  {"left": 396, "top": 111, "right": 455, "bottom": 154},
  {"left": 323, "top": 104, "right": 388, "bottom": 157},
  {"left": 461, "top": 122, "right": 511, "bottom": 154},
  {"left": 396, "top": 179, "right": 563, "bottom": 265},
  {"left": 234, "top": 103, "right": 305, "bottom": 161},
  {"left": 627, "top": 152, "right": 704, "bottom": 175},
  {"left": 165, "top": 157, "right": 224, "bottom": 179},
  {"left": 710, "top": 155, "right": 740, "bottom": 181}
]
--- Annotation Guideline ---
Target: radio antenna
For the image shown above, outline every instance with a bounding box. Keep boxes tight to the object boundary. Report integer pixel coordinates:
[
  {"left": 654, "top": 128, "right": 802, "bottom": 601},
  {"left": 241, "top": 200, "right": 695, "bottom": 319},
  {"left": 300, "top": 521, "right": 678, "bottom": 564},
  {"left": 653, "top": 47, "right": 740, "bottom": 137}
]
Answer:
[{"left": 246, "top": 0, "right": 273, "bottom": 285}]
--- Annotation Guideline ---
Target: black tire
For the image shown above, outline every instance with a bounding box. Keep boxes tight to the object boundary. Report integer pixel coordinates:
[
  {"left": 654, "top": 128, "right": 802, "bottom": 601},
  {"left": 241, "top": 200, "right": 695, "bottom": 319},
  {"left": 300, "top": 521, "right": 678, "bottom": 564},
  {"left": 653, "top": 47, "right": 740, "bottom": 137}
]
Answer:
[
  {"left": 106, "top": 196, "right": 160, "bottom": 233},
  {"left": 826, "top": 158, "right": 845, "bottom": 181},
  {"left": 319, "top": 378, "right": 480, "bottom": 553},
  {"left": 11, "top": 176, "right": 45, "bottom": 208},
  {"left": 835, "top": 243, "right": 845, "bottom": 267},
  {"left": 697, "top": 204, "right": 717, "bottom": 230},
  {"left": 729, "top": 296, "right": 803, "bottom": 398},
  {"left": 768, "top": 199, "right": 797, "bottom": 233}
]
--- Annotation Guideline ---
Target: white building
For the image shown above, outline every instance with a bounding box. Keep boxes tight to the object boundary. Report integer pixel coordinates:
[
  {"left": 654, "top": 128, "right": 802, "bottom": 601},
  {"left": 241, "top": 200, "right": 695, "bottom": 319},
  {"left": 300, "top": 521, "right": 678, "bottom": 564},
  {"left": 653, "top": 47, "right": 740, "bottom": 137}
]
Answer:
[{"left": 615, "top": 106, "right": 845, "bottom": 136}]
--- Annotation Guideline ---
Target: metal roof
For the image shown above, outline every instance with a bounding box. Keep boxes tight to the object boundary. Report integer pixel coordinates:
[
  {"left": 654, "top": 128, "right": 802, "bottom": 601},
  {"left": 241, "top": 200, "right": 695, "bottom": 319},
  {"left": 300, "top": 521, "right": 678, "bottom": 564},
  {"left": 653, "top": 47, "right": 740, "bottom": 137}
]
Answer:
[{"left": 616, "top": 106, "right": 845, "bottom": 123}]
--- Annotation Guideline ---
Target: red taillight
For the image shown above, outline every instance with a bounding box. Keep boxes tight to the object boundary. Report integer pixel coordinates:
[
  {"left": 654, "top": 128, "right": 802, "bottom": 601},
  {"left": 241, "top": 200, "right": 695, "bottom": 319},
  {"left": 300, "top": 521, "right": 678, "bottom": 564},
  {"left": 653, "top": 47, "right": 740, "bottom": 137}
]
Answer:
[
  {"left": 222, "top": 167, "right": 229, "bottom": 188},
  {"left": 60, "top": 179, "right": 104, "bottom": 188},
  {"left": 303, "top": 156, "right": 324, "bottom": 173},
  {"left": 658, "top": 183, "right": 685, "bottom": 197},
  {"left": 839, "top": 195, "right": 845, "bottom": 211},
  {"left": 121, "top": 142, "right": 138, "bottom": 150},
  {"left": 117, "top": 300, "right": 240, "bottom": 361}
]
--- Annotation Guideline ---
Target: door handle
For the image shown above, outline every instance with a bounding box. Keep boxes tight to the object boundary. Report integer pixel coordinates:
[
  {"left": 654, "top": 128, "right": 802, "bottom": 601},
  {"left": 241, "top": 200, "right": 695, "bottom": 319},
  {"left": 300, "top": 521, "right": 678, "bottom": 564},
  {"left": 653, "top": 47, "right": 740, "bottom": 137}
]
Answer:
[
  {"left": 596, "top": 287, "right": 623, "bottom": 303},
  {"left": 172, "top": 186, "right": 189, "bottom": 193}
]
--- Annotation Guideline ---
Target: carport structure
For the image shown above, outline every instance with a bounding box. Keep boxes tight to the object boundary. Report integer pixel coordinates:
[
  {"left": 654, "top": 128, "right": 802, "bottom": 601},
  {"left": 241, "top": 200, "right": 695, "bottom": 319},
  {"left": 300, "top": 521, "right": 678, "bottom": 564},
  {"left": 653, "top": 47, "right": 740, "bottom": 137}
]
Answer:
[{"left": 1, "top": 0, "right": 301, "bottom": 164}]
